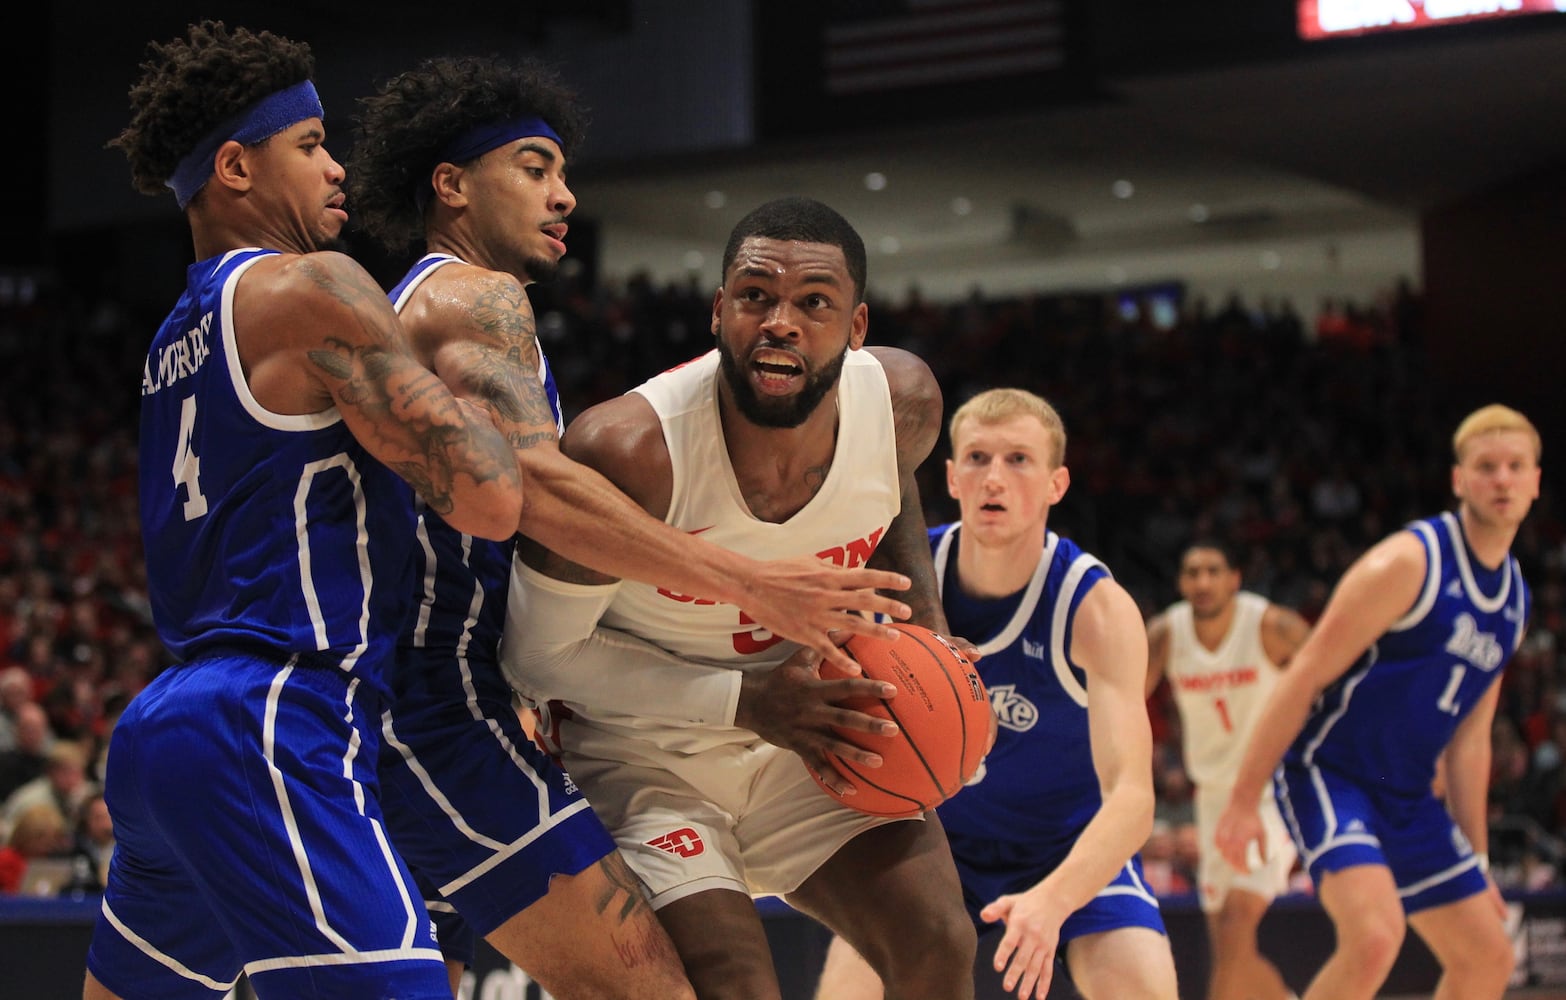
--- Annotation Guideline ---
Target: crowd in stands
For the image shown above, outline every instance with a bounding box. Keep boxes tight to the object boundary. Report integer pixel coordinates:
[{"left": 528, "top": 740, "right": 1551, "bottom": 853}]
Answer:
[{"left": 1, "top": 265, "right": 1561, "bottom": 902}]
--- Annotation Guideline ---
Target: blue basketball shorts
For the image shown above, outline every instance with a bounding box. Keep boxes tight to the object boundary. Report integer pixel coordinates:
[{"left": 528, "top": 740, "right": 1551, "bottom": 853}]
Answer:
[
  {"left": 948, "top": 831, "right": 1166, "bottom": 946},
  {"left": 1275, "top": 761, "right": 1488, "bottom": 914},
  {"left": 86, "top": 653, "right": 450, "bottom": 999},
  {"left": 379, "top": 652, "right": 616, "bottom": 957}
]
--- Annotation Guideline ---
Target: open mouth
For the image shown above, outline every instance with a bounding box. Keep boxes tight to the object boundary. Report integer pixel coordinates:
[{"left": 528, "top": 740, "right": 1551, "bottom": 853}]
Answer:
[{"left": 751, "top": 348, "right": 804, "bottom": 393}]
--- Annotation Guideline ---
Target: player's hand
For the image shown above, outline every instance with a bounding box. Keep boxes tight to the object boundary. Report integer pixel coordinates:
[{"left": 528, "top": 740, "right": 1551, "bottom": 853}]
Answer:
[
  {"left": 1214, "top": 802, "right": 1265, "bottom": 873},
  {"left": 736, "top": 557, "right": 912, "bottom": 675},
  {"left": 733, "top": 644, "right": 898, "bottom": 796},
  {"left": 980, "top": 888, "right": 1068, "bottom": 1000}
]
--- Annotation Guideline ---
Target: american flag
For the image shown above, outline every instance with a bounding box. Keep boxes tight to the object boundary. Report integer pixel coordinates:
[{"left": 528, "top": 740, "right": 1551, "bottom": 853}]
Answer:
[{"left": 823, "top": 0, "right": 1066, "bottom": 96}]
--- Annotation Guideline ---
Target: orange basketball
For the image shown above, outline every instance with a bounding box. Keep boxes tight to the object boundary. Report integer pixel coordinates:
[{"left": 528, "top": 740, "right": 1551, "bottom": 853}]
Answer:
[{"left": 807, "top": 623, "right": 996, "bottom": 818}]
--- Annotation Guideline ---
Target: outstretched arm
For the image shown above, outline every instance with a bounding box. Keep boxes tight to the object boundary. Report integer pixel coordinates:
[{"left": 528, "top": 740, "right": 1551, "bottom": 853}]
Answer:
[
  {"left": 247, "top": 252, "right": 521, "bottom": 540},
  {"left": 1216, "top": 530, "right": 1427, "bottom": 870},
  {"left": 980, "top": 579, "right": 1155, "bottom": 1000}
]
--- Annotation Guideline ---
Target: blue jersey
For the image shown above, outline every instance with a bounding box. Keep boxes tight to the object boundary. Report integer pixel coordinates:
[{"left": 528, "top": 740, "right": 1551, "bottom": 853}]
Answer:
[
  {"left": 137, "top": 248, "right": 415, "bottom": 695},
  {"left": 931, "top": 523, "right": 1110, "bottom": 864},
  {"left": 389, "top": 255, "right": 564, "bottom": 680},
  {"left": 1286, "top": 511, "right": 1529, "bottom": 797}
]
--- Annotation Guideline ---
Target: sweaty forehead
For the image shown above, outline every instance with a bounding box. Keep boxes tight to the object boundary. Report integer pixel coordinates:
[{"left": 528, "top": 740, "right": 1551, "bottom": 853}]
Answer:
[{"left": 728, "top": 237, "right": 848, "bottom": 279}]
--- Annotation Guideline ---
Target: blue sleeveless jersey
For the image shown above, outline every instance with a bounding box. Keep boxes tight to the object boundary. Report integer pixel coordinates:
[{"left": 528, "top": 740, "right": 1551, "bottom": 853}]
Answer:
[
  {"left": 389, "top": 254, "right": 563, "bottom": 683},
  {"left": 138, "top": 248, "right": 415, "bottom": 695},
  {"left": 1286, "top": 511, "right": 1529, "bottom": 796},
  {"left": 931, "top": 523, "right": 1110, "bottom": 863}
]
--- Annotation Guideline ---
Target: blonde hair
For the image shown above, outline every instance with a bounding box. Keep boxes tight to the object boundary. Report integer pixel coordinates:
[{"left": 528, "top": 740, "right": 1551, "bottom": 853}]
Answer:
[
  {"left": 8, "top": 802, "right": 66, "bottom": 856},
  {"left": 1452, "top": 404, "right": 1541, "bottom": 463},
  {"left": 948, "top": 388, "right": 1066, "bottom": 467}
]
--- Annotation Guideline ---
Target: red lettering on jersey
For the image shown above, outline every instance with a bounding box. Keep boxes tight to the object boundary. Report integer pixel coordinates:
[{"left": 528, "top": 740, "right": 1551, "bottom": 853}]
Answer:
[
  {"left": 815, "top": 526, "right": 886, "bottom": 569},
  {"left": 1175, "top": 666, "right": 1259, "bottom": 692},
  {"left": 657, "top": 587, "right": 718, "bottom": 606},
  {"left": 646, "top": 827, "right": 705, "bottom": 858},
  {"left": 733, "top": 610, "right": 784, "bottom": 655}
]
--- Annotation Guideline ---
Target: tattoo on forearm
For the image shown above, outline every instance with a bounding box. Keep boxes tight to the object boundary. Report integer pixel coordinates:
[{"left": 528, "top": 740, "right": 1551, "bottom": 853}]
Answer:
[{"left": 308, "top": 336, "right": 515, "bottom": 513}]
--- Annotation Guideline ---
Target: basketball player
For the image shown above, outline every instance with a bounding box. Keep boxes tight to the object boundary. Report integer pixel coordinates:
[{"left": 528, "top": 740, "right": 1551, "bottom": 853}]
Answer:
[
  {"left": 88, "top": 22, "right": 520, "bottom": 999},
  {"left": 1145, "top": 540, "right": 1310, "bottom": 1000},
  {"left": 347, "top": 59, "right": 913, "bottom": 998},
  {"left": 1216, "top": 403, "right": 1539, "bottom": 1000},
  {"left": 815, "top": 388, "right": 1178, "bottom": 1000},
  {"left": 502, "top": 196, "right": 976, "bottom": 1000}
]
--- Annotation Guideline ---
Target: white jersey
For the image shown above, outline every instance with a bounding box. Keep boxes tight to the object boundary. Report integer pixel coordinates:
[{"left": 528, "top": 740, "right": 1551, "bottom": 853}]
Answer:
[
  {"left": 1164, "top": 592, "right": 1283, "bottom": 790},
  {"left": 577, "top": 348, "right": 901, "bottom": 753}
]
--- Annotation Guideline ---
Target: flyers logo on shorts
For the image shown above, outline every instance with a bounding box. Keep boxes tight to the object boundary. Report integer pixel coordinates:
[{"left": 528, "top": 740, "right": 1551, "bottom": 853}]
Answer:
[{"left": 647, "top": 827, "right": 705, "bottom": 858}]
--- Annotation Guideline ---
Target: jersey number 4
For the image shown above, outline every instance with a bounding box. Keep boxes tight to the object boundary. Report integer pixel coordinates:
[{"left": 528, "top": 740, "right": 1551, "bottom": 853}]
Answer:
[{"left": 173, "top": 395, "right": 209, "bottom": 520}]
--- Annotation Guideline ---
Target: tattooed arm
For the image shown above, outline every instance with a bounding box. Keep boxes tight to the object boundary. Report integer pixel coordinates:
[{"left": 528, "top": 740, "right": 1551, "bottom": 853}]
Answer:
[
  {"left": 234, "top": 250, "right": 521, "bottom": 540},
  {"left": 405, "top": 263, "right": 911, "bottom": 668}
]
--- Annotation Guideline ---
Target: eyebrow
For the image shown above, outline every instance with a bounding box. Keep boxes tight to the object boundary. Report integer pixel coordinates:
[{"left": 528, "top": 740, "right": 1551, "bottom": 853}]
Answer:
[{"left": 514, "top": 141, "right": 559, "bottom": 163}]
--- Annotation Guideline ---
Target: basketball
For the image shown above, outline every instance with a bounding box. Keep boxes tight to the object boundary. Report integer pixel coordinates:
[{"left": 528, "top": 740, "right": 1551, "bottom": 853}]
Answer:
[{"left": 807, "top": 623, "right": 996, "bottom": 818}]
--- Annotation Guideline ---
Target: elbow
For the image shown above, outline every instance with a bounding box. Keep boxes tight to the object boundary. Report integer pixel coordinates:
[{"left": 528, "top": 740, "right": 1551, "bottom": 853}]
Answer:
[{"left": 443, "top": 482, "right": 524, "bottom": 541}]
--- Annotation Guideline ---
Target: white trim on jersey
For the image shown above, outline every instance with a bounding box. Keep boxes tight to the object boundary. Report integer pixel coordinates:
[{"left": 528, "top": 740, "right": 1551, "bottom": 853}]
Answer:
[
  {"left": 1049, "top": 549, "right": 1106, "bottom": 708},
  {"left": 1396, "top": 854, "right": 1485, "bottom": 899},
  {"left": 1098, "top": 860, "right": 1160, "bottom": 908},
  {"left": 218, "top": 249, "right": 341, "bottom": 432},
  {"left": 1390, "top": 520, "right": 1442, "bottom": 633},
  {"left": 1439, "top": 510, "right": 1512, "bottom": 614},
  {"left": 295, "top": 454, "right": 371, "bottom": 668},
  {"left": 262, "top": 664, "right": 425, "bottom": 953},
  {"left": 98, "top": 899, "right": 243, "bottom": 991},
  {"left": 932, "top": 524, "right": 1058, "bottom": 660},
  {"left": 409, "top": 515, "right": 440, "bottom": 643},
  {"left": 243, "top": 944, "right": 447, "bottom": 977},
  {"left": 1299, "top": 651, "right": 1376, "bottom": 768}
]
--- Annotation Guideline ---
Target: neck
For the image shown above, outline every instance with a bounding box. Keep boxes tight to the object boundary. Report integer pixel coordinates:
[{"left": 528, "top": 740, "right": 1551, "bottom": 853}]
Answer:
[
  {"left": 1457, "top": 505, "right": 1517, "bottom": 570},
  {"left": 954, "top": 524, "right": 1045, "bottom": 599},
  {"left": 1192, "top": 599, "right": 1238, "bottom": 651}
]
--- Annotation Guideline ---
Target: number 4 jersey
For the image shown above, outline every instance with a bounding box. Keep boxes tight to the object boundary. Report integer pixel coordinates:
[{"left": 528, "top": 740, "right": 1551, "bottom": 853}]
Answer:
[
  {"left": 138, "top": 249, "right": 415, "bottom": 693},
  {"left": 1286, "top": 511, "right": 1529, "bottom": 796}
]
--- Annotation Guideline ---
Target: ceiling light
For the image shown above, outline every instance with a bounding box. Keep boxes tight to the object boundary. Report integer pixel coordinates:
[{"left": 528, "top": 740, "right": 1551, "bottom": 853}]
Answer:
[
  {"left": 1111, "top": 180, "right": 1134, "bottom": 199},
  {"left": 864, "top": 172, "right": 887, "bottom": 192},
  {"left": 951, "top": 197, "right": 973, "bottom": 216},
  {"left": 1107, "top": 265, "right": 1127, "bottom": 284},
  {"left": 703, "top": 190, "right": 726, "bottom": 209},
  {"left": 1188, "top": 203, "right": 1210, "bottom": 223},
  {"left": 879, "top": 236, "right": 901, "bottom": 254},
  {"left": 1260, "top": 250, "right": 1282, "bottom": 270},
  {"left": 683, "top": 251, "right": 705, "bottom": 271}
]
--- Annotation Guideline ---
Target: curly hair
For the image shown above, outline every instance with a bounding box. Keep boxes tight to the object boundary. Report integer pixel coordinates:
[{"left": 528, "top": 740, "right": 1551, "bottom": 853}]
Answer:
[
  {"left": 346, "top": 55, "right": 588, "bottom": 254},
  {"left": 109, "top": 20, "right": 315, "bottom": 199}
]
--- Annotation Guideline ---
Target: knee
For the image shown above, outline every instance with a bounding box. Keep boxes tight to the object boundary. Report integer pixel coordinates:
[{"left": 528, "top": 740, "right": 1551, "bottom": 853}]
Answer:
[
  {"left": 1446, "top": 926, "right": 1515, "bottom": 985},
  {"left": 870, "top": 905, "right": 976, "bottom": 988},
  {"left": 1337, "top": 913, "right": 1405, "bottom": 975}
]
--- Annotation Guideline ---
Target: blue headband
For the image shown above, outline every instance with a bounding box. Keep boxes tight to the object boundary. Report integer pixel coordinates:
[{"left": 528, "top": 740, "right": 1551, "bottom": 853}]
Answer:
[
  {"left": 165, "top": 80, "right": 325, "bottom": 208},
  {"left": 434, "top": 116, "right": 563, "bottom": 167}
]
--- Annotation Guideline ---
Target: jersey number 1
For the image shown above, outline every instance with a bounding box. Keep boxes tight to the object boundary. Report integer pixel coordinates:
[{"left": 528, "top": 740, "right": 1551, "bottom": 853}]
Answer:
[
  {"left": 1436, "top": 664, "right": 1466, "bottom": 716},
  {"left": 173, "top": 395, "right": 209, "bottom": 520}
]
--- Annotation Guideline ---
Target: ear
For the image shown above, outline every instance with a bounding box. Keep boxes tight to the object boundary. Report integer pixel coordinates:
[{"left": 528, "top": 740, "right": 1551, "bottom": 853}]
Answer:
[
  {"left": 848, "top": 301, "right": 869, "bottom": 351},
  {"left": 1050, "top": 464, "right": 1071, "bottom": 504},
  {"left": 430, "top": 162, "right": 469, "bottom": 209},
  {"left": 1451, "top": 463, "right": 1463, "bottom": 501},
  {"left": 711, "top": 287, "right": 724, "bottom": 338},
  {"left": 946, "top": 458, "right": 959, "bottom": 500},
  {"left": 210, "top": 140, "right": 252, "bottom": 195}
]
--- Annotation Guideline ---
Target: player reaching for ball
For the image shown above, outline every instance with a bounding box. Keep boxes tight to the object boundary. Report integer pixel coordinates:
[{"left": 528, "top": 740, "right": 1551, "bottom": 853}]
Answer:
[
  {"left": 816, "top": 388, "right": 1178, "bottom": 1000},
  {"left": 500, "top": 196, "right": 978, "bottom": 1000}
]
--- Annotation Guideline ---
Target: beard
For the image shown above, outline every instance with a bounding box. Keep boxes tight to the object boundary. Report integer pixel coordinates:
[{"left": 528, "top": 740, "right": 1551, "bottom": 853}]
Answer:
[
  {"left": 716, "top": 333, "right": 847, "bottom": 429},
  {"left": 521, "top": 253, "right": 559, "bottom": 283}
]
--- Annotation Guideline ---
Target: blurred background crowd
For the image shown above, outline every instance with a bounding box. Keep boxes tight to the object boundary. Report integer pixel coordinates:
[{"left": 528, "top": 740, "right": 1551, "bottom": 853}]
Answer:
[{"left": 2, "top": 267, "right": 1561, "bottom": 901}]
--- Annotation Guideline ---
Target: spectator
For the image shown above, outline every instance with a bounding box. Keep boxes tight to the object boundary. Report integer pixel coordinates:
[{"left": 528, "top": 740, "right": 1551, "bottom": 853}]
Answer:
[{"left": 0, "top": 800, "right": 69, "bottom": 894}]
